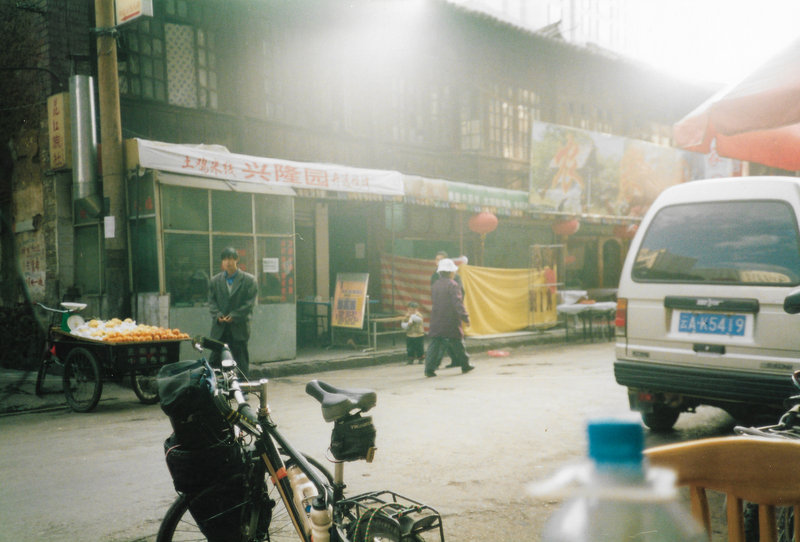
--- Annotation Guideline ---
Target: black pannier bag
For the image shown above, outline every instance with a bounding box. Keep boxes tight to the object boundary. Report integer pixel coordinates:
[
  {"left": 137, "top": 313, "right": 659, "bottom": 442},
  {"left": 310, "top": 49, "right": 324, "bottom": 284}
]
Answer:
[
  {"left": 157, "top": 359, "right": 232, "bottom": 449},
  {"left": 330, "top": 413, "right": 377, "bottom": 461},
  {"left": 164, "top": 435, "right": 269, "bottom": 541},
  {"left": 158, "top": 360, "right": 265, "bottom": 540}
]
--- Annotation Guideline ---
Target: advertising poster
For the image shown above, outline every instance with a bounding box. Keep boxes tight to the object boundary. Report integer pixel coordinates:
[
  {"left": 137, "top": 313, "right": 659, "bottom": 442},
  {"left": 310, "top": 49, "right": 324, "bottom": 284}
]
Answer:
[
  {"left": 529, "top": 121, "right": 741, "bottom": 217},
  {"left": 331, "top": 273, "right": 369, "bottom": 329}
]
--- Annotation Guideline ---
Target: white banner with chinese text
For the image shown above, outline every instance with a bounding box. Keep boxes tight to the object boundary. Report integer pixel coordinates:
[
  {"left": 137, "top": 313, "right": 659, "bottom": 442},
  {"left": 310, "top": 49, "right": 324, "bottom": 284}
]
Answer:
[{"left": 135, "top": 138, "right": 404, "bottom": 196}]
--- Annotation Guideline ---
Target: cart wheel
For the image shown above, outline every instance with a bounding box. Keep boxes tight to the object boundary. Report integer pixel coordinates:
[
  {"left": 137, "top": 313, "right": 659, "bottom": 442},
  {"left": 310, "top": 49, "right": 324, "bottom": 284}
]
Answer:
[
  {"left": 35, "top": 340, "right": 53, "bottom": 396},
  {"left": 131, "top": 369, "right": 160, "bottom": 404},
  {"left": 63, "top": 347, "right": 102, "bottom": 412}
]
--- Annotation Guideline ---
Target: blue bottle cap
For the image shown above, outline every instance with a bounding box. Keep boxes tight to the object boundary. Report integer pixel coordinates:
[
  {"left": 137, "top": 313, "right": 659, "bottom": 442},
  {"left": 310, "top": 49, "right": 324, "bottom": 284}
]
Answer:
[{"left": 587, "top": 419, "right": 643, "bottom": 465}]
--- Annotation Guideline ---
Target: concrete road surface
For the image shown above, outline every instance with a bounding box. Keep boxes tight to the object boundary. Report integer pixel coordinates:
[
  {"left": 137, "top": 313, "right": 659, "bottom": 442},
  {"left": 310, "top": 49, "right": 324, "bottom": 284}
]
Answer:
[{"left": 0, "top": 342, "right": 736, "bottom": 541}]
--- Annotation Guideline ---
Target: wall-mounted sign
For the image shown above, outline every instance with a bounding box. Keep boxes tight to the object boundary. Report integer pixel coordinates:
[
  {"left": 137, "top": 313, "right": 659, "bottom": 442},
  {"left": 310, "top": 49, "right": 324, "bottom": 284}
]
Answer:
[
  {"left": 116, "top": 0, "right": 153, "bottom": 26},
  {"left": 47, "top": 93, "right": 71, "bottom": 170}
]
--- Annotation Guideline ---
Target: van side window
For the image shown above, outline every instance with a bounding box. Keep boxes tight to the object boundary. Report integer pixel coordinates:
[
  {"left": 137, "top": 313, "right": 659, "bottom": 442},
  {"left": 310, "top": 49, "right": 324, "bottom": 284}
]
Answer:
[{"left": 633, "top": 200, "right": 800, "bottom": 285}]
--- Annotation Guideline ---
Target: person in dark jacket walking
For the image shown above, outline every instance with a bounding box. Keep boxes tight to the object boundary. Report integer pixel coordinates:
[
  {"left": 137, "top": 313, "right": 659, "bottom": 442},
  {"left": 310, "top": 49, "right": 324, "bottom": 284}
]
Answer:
[
  {"left": 208, "top": 247, "right": 258, "bottom": 374},
  {"left": 424, "top": 258, "right": 474, "bottom": 377}
]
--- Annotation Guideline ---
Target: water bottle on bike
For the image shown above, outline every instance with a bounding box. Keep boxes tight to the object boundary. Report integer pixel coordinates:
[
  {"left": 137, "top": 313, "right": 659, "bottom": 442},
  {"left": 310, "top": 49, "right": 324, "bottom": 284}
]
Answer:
[{"left": 530, "top": 418, "right": 705, "bottom": 541}]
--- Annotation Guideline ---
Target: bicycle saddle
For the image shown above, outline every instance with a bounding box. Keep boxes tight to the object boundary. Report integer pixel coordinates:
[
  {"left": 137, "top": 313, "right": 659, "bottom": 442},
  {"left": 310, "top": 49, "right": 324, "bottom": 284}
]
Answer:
[{"left": 305, "top": 380, "right": 377, "bottom": 422}]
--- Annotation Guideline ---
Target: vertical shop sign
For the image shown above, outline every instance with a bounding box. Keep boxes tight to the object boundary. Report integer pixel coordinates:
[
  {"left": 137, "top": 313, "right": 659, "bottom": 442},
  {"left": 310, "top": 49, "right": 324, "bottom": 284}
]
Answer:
[
  {"left": 331, "top": 273, "right": 369, "bottom": 328},
  {"left": 47, "top": 93, "right": 71, "bottom": 170}
]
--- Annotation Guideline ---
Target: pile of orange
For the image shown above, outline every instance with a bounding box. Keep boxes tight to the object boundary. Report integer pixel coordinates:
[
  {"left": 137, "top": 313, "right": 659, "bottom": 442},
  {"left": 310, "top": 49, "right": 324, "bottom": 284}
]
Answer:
[{"left": 104, "top": 325, "right": 190, "bottom": 343}]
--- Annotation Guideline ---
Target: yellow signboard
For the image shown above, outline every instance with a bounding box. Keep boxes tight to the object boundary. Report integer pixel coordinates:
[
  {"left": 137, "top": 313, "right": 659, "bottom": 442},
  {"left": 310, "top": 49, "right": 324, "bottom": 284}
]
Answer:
[
  {"left": 331, "top": 273, "right": 369, "bottom": 328},
  {"left": 47, "top": 93, "right": 71, "bottom": 170}
]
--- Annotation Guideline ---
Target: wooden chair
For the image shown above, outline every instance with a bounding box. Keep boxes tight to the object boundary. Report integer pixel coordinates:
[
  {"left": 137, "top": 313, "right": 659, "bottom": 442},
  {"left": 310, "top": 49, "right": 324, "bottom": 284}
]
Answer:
[{"left": 645, "top": 436, "right": 800, "bottom": 541}]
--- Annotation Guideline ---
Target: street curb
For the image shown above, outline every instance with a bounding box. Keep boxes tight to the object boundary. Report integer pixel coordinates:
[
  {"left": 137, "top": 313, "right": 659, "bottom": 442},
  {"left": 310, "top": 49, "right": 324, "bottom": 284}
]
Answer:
[{"left": 0, "top": 330, "right": 569, "bottom": 414}]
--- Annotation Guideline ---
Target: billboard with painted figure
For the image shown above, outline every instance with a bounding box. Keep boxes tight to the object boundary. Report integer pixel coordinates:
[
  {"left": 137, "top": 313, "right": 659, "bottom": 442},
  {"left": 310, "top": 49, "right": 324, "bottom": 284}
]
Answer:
[{"left": 529, "top": 122, "right": 742, "bottom": 217}]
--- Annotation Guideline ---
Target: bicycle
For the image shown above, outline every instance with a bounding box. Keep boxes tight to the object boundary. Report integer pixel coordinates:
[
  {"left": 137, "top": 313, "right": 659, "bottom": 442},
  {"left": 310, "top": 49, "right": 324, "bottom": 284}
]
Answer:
[
  {"left": 156, "top": 336, "right": 444, "bottom": 542},
  {"left": 735, "top": 369, "right": 800, "bottom": 542}
]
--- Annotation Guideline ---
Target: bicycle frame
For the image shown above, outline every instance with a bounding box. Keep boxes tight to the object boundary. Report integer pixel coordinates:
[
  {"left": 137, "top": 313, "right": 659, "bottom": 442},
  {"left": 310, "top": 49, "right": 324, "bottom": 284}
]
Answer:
[{"left": 237, "top": 378, "right": 334, "bottom": 542}]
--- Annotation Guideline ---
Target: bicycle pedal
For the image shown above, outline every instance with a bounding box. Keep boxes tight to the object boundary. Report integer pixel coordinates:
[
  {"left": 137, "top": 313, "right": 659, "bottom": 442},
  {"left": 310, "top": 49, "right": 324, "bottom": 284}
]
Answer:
[{"left": 365, "top": 446, "right": 376, "bottom": 463}]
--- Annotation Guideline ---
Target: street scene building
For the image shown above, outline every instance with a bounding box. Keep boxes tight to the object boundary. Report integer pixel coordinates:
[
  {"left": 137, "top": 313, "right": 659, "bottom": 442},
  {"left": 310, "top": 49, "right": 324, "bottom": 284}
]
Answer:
[{"left": 1, "top": 0, "right": 748, "bottom": 362}]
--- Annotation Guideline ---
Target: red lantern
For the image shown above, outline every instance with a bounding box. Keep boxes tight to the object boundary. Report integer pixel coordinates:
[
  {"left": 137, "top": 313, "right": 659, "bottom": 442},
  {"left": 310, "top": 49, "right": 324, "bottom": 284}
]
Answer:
[
  {"left": 552, "top": 219, "right": 580, "bottom": 236},
  {"left": 613, "top": 223, "right": 638, "bottom": 240},
  {"left": 468, "top": 212, "right": 498, "bottom": 234}
]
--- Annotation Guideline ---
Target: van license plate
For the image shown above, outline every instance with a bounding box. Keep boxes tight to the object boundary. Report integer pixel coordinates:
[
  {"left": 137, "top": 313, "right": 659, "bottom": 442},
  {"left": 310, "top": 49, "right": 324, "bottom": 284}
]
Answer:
[{"left": 676, "top": 312, "right": 747, "bottom": 337}]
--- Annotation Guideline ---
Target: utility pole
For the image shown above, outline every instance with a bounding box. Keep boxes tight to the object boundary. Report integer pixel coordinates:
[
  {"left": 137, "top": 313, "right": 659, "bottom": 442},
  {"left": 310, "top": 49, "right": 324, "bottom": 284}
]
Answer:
[{"left": 94, "top": 0, "right": 129, "bottom": 318}]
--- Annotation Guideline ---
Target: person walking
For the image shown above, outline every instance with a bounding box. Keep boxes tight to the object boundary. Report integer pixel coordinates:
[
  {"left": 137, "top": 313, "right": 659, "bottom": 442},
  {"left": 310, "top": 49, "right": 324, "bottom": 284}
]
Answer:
[
  {"left": 425, "top": 258, "right": 474, "bottom": 377},
  {"left": 430, "top": 251, "right": 466, "bottom": 368},
  {"left": 401, "top": 301, "right": 425, "bottom": 365},
  {"left": 208, "top": 247, "right": 258, "bottom": 375}
]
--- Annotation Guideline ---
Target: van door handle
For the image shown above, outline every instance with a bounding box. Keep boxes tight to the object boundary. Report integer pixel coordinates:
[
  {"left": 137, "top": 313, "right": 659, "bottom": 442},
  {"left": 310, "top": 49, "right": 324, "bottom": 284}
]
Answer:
[{"left": 693, "top": 343, "right": 725, "bottom": 354}]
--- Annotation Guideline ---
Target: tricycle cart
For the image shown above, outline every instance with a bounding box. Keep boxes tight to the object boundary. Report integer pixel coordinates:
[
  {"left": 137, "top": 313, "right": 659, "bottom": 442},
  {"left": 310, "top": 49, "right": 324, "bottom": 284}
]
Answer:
[{"left": 35, "top": 303, "right": 186, "bottom": 412}]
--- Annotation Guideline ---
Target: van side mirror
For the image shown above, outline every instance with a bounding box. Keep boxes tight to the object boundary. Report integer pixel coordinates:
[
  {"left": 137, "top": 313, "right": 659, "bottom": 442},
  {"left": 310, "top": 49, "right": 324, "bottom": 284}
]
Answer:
[{"left": 784, "top": 289, "right": 800, "bottom": 314}]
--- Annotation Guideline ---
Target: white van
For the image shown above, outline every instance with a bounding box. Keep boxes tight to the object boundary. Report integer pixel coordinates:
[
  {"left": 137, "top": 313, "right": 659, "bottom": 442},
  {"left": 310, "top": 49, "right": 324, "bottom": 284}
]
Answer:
[{"left": 615, "top": 176, "right": 800, "bottom": 431}]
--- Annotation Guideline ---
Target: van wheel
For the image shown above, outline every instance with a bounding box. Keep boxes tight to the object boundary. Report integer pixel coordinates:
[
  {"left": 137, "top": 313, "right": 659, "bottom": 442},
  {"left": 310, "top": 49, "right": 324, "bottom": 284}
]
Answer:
[{"left": 641, "top": 405, "right": 680, "bottom": 432}]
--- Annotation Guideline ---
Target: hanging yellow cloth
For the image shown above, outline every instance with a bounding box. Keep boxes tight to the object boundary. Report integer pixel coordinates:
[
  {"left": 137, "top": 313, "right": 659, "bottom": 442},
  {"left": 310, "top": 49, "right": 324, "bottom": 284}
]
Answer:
[{"left": 459, "top": 264, "right": 557, "bottom": 336}]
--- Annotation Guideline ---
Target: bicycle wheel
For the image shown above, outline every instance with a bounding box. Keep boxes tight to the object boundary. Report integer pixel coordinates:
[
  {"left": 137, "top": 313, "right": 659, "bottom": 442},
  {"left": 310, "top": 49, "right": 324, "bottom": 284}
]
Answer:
[
  {"left": 63, "top": 347, "right": 102, "bottom": 412},
  {"left": 131, "top": 367, "right": 160, "bottom": 404},
  {"left": 157, "top": 454, "right": 333, "bottom": 542}
]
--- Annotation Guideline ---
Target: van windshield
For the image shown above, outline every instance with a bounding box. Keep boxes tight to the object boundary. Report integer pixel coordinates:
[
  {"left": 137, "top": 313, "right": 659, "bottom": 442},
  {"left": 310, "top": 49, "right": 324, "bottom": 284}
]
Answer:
[{"left": 633, "top": 200, "right": 800, "bottom": 285}]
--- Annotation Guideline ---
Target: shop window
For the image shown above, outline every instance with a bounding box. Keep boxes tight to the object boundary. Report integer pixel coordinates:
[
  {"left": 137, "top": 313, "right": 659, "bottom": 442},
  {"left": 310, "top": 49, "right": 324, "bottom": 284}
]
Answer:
[
  {"left": 74, "top": 225, "right": 103, "bottom": 295},
  {"left": 212, "top": 236, "right": 255, "bottom": 275},
  {"left": 160, "top": 183, "right": 295, "bottom": 306},
  {"left": 255, "top": 196, "right": 293, "bottom": 234},
  {"left": 161, "top": 184, "right": 208, "bottom": 230},
  {"left": 164, "top": 233, "right": 210, "bottom": 307},
  {"left": 257, "top": 237, "right": 295, "bottom": 303},
  {"left": 211, "top": 191, "right": 252, "bottom": 233}
]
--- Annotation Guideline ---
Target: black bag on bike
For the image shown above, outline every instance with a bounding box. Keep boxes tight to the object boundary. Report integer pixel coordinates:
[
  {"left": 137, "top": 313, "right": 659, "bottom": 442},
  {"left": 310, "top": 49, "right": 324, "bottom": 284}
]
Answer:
[
  {"left": 331, "top": 413, "right": 376, "bottom": 461},
  {"left": 165, "top": 435, "right": 269, "bottom": 541},
  {"left": 157, "top": 359, "right": 232, "bottom": 449}
]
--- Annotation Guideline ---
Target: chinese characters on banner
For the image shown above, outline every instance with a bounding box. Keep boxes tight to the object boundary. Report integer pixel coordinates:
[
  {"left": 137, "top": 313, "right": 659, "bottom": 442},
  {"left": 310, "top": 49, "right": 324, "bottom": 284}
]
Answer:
[
  {"left": 47, "top": 93, "right": 71, "bottom": 170},
  {"left": 135, "top": 139, "right": 404, "bottom": 196},
  {"left": 331, "top": 273, "right": 369, "bottom": 329}
]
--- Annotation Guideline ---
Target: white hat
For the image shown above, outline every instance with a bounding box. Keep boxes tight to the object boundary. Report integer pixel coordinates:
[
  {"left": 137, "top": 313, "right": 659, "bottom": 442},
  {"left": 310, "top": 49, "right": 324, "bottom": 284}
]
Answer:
[{"left": 437, "top": 258, "right": 458, "bottom": 273}]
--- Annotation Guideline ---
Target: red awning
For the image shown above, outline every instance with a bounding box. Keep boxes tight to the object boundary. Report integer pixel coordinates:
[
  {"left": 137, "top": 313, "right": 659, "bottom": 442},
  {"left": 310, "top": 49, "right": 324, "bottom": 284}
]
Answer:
[{"left": 673, "top": 36, "right": 800, "bottom": 171}]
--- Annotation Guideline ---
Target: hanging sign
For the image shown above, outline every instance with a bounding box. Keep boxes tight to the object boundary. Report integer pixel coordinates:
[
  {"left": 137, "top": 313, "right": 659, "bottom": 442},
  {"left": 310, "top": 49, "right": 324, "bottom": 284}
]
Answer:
[
  {"left": 331, "top": 273, "right": 369, "bottom": 329},
  {"left": 116, "top": 0, "right": 153, "bottom": 25},
  {"left": 47, "top": 93, "right": 71, "bottom": 170}
]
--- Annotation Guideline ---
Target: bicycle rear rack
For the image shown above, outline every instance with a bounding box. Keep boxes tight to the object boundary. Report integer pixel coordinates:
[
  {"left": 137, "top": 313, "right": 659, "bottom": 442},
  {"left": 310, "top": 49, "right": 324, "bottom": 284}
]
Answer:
[{"left": 339, "top": 489, "right": 444, "bottom": 541}]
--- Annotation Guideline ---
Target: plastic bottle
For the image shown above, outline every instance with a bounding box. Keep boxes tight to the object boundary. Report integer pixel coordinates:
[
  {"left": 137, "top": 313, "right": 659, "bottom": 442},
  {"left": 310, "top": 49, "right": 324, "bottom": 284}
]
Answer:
[
  {"left": 531, "top": 419, "right": 706, "bottom": 542},
  {"left": 287, "top": 465, "right": 318, "bottom": 535},
  {"left": 309, "top": 498, "right": 332, "bottom": 542}
]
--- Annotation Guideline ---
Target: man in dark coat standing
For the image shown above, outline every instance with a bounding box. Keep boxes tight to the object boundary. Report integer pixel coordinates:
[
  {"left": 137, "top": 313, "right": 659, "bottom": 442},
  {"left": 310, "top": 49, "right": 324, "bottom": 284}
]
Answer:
[
  {"left": 208, "top": 247, "right": 258, "bottom": 374},
  {"left": 424, "top": 258, "right": 475, "bottom": 377}
]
